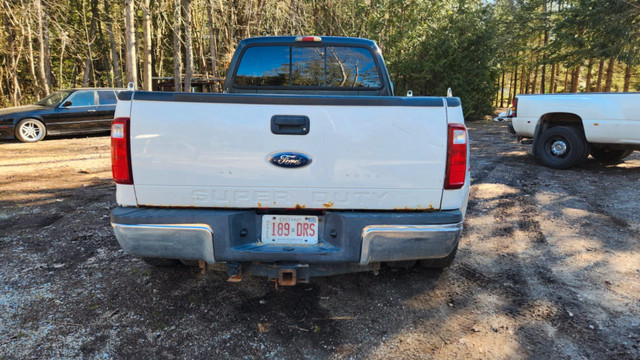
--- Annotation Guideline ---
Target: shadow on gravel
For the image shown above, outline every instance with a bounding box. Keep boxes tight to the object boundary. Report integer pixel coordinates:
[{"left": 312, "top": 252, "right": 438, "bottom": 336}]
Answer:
[
  {"left": 0, "top": 180, "right": 113, "bottom": 234},
  {"left": 462, "top": 122, "right": 640, "bottom": 359},
  {"left": 53, "top": 262, "right": 450, "bottom": 359}
]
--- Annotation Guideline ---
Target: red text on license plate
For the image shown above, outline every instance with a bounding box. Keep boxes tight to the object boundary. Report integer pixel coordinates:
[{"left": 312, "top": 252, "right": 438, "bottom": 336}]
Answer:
[{"left": 261, "top": 215, "right": 319, "bottom": 244}]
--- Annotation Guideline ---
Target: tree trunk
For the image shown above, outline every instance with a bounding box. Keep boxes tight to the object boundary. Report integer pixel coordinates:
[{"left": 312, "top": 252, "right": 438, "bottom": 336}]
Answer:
[
  {"left": 541, "top": 0, "right": 548, "bottom": 94},
  {"left": 11, "top": 44, "right": 23, "bottom": 105},
  {"left": 0, "top": 65, "right": 4, "bottom": 98},
  {"left": 12, "top": 31, "right": 23, "bottom": 104},
  {"left": 553, "top": 63, "right": 560, "bottom": 93},
  {"left": 124, "top": 0, "right": 138, "bottom": 88},
  {"left": 604, "top": 58, "right": 615, "bottom": 92},
  {"left": 135, "top": 13, "right": 143, "bottom": 89},
  {"left": 549, "top": 63, "right": 556, "bottom": 93},
  {"left": 197, "top": 26, "right": 207, "bottom": 77},
  {"left": 103, "top": 0, "right": 122, "bottom": 87},
  {"left": 59, "top": 35, "right": 66, "bottom": 88},
  {"left": 4, "top": 8, "right": 24, "bottom": 105},
  {"left": 594, "top": 58, "right": 604, "bottom": 92},
  {"left": 82, "top": 0, "right": 98, "bottom": 87},
  {"left": 531, "top": 64, "right": 539, "bottom": 93},
  {"left": 24, "top": 2, "right": 40, "bottom": 98},
  {"left": 173, "top": 0, "right": 182, "bottom": 91},
  {"left": 155, "top": 12, "right": 165, "bottom": 77},
  {"left": 584, "top": 58, "right": 593, "bottom": 92},
  {"left": 499, "top": 70, "right": 505, "bottom": 107},
  {"left": 142, "top": 0, "right": 153, "bottom": 90},
  {"left": 512, "top": 63, "right": 518, "bottom": 100},
  {"left": 183, "top": 0, "right": 194, "bottom": 91},
  {"left": 95, "top": 17, "right": 109, "bottom": 86},
  {"left": 540, "top": 63, "right": 546, "bottom": 94},
  {"left": 255, "top": 0, "right": 266, "bottom": 36},
  {"left": 35, "top": 0, "right": 51, "bottom": 96},
  {"left": 71, "top": 64, "right": 78, "bottom": 87},
  {"left": 236, "top": 0, "right": 251, "bottom": 39},
  {"left": 623, "top": 63, "right": 632, "bottom": 92},
  {"left": 494, "top": 78, "right": 500, "bottom": 107},
  {"left": 570, "top": 66, "right": 580, "bottom": 92},
  {"left": 507, "top": 69, "right": 515, "bottom": 104},
  {"left": 207, "top": 0, "right": 217, "bottom": 77},
  {"left": 42, "top": 4, "right": 53, "bottom": 89},
  {"left": 563, "top": 67, "right": 569, "bottom": 92}
]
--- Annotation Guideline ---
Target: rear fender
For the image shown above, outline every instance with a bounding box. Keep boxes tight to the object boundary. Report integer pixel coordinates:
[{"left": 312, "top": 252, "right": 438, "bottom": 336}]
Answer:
[{"left": 532, "top": 112, "right": 584, "bottom": 156}]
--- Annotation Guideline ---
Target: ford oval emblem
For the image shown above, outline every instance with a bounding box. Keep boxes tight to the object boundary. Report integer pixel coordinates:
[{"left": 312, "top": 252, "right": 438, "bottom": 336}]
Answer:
[{"left": 268, "top": 152, "right": 312, "bottom": 168}]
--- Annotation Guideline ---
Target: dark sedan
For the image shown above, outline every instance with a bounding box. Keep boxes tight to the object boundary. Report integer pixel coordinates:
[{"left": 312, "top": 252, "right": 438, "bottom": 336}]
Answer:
[{"left": 0, "top": 88, "right": 122, "bottom": 142}]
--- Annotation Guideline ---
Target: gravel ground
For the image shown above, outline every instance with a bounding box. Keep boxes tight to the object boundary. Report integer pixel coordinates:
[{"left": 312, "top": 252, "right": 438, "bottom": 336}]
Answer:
[{"left": 0, "top": 122, "right": 639, "bottom": 359}]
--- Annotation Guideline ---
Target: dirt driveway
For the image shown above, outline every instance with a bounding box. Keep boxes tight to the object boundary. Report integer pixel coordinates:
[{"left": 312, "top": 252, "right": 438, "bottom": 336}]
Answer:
[{"left": 1, "top": 122, "right": 639, "bottom": 359}]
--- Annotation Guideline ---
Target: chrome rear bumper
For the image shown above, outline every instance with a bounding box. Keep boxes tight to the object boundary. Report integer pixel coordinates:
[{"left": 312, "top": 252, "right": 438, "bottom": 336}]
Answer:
[
  {"left": 112, "top": 223, "right": 215, "bottom": 263},
  {"left": 111, "top": 207, "right": 463, "bottom": 266},
  {"left": 360, "top": 223, "right": 462, "bottom": 264}
]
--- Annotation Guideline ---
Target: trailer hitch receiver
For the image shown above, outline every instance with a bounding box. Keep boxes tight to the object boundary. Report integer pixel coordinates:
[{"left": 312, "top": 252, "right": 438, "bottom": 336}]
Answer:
[{"left": 278, "top": 269, "right": 297, "bottom": 286}]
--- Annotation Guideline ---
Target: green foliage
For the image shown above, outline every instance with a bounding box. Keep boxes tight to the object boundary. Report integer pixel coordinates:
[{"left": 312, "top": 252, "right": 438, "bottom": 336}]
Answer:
[
  {"left": 391, "top": 0, "right": 498, "bottom": 120},
  {"left": 554, "top": 0, "right": 640, "bottom": 63}
]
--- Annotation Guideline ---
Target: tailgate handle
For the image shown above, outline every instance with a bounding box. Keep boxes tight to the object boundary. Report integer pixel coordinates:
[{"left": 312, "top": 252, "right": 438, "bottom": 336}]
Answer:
[{"left": 271, "top": 115, "right": 310, "bottom": 135}]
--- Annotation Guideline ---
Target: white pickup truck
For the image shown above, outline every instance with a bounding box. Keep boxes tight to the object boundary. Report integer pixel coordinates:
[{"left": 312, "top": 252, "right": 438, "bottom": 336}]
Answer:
[
  {"left": 509, "top": 93, "right": 639, "bottom": 168},
  {"left": 109, "top": 36, "right": 469, "bottom": 285}
]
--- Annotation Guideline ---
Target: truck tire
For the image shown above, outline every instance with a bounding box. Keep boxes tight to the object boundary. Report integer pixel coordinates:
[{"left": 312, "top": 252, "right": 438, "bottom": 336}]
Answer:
[
  {"left": 418, "top": 244, "right": 458, "bottom": 269},
  {"left": 141, "top": 257, "right": 181, "bottom": 267},
  {"left": 590, "top": 146, "right": 634, "bottom": 163},
  {"left": 16, "top": 118, "right": 46, "bottom": 142},
  {"left": 535, "top": 126, "right": 589, "bottom": 169}
]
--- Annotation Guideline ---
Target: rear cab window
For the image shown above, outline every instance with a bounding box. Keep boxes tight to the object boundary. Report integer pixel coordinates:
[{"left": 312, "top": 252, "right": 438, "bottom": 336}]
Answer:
[{"left": 233, "top": 45, "right": 383, "bottom": 90}]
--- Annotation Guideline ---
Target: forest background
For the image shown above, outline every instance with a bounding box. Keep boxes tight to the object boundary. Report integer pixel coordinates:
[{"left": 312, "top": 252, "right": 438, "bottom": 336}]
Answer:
[{"left": 1, "top": 0, "right": 638, "bottom": 120}]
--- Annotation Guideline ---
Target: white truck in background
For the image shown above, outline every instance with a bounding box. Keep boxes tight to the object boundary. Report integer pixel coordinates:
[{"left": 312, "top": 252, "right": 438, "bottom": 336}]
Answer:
[
  {"left": 109, "top": 36, "right": 470, "bottom": 286},
  {"left": 508, "top": 93, "right": 639, "bottom": 169}
]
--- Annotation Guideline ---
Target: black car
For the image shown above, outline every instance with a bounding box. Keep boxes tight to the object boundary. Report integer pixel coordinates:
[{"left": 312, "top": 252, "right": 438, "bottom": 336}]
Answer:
[{"left": 0, "top": 88, "right": 123, "bottom": 142}]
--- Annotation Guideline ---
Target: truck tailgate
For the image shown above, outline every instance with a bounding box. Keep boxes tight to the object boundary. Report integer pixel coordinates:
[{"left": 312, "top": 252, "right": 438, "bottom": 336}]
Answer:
[{"left": 128, "top": 95, "right": 448, "bottom": 210}]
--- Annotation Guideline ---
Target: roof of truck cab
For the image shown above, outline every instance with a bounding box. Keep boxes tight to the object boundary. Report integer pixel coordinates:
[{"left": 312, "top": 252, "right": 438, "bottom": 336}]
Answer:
[{"left": 239, "top": 36, "right": 378, "bottom": 48}]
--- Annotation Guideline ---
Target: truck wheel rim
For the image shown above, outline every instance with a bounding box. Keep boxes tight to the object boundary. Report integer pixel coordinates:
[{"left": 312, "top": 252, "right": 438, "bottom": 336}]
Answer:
[
  {"left": 20, "top": 120, "right": 44, "bottom": 141},
  {"left": 550, "top": 138, "right": 568, "bottom": 157}
]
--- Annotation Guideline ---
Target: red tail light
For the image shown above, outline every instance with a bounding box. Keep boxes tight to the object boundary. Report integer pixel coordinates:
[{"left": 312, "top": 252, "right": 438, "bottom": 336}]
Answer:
[
  {"left": 295, "top": 36, "right": 322, "bottom": 42},
  {"left": 111, "top": 117, "right": 133, "bottom": 184},
  {"left": 445, "top": 123, "right": 467, "bottom": 189},
  {"left": 511, "top": 97, "right": 518, "bottom": 117}
]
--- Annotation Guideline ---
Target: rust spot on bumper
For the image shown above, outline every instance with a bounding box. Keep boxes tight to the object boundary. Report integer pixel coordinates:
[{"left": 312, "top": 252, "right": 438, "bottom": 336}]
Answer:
[{"left": 323, "top": 201, "right": 334, "bottom": 208}]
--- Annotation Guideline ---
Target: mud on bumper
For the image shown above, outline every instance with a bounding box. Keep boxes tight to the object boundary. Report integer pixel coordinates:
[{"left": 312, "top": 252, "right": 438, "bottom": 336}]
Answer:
[{"left": 111, "top": 207, "right": 462, "bottom": 274}]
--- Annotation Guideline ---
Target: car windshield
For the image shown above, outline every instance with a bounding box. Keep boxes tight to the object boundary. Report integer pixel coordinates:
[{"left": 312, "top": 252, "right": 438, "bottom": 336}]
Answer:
[{"left": 36, "top": 90, "right": 73, "bottom": 107}]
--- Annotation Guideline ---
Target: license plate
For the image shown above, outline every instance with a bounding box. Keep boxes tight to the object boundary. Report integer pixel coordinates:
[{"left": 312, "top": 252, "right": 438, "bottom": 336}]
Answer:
[{"left": 261, "top": 215, "right": 318, "bottom": 244}]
